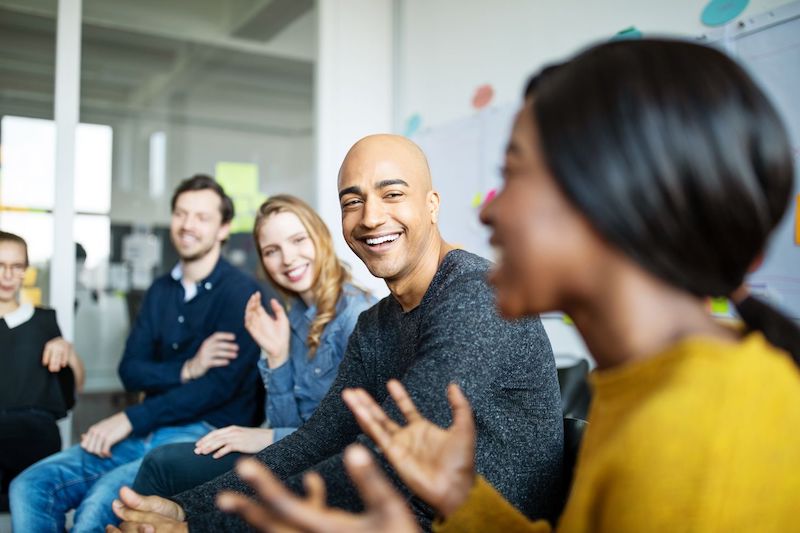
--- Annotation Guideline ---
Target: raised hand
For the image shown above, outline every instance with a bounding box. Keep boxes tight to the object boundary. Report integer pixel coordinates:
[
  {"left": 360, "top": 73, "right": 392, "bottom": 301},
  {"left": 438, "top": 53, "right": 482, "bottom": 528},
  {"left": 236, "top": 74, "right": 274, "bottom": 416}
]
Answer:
[
  {"left": 244, "top": 292, "right": 290, "bottom": 369},
  {"left": 182, "top": 331, "right": 239, "bottom": 382},
  {"left": 194, "top": 426, "right": 274, "bottom": 458},
  {"left": 216, "top": 445, "right": 419, "bottom": 533},
  {"left": 342, "top": 380, "right": 477, "bottom": 518}
]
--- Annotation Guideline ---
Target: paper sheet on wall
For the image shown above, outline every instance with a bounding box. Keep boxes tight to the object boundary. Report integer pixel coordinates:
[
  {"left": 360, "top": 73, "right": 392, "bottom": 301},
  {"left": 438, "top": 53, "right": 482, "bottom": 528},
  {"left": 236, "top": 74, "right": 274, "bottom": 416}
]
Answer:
[{"left": 216, "top": 162, "right": 266, "bottom": 234}]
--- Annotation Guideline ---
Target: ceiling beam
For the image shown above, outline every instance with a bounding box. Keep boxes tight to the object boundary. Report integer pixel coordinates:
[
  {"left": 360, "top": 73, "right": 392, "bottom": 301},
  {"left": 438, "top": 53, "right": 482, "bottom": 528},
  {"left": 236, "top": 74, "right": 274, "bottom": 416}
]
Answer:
[{"left": 232, "top": 0, "right": 313, "bottom": 41}]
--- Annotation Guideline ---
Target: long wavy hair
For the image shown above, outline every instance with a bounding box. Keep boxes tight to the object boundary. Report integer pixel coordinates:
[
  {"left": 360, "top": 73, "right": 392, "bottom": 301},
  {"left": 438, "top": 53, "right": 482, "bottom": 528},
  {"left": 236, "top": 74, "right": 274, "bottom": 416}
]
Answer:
[{"left": 253, "top": 195, "right": 352, "bottom": 357}]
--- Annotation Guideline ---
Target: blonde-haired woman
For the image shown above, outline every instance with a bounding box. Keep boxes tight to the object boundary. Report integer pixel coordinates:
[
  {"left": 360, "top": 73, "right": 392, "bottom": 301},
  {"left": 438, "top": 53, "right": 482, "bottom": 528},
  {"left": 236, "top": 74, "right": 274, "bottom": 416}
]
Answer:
[{"left": 132, "top": 195, "right": 375, "bottom": 497}]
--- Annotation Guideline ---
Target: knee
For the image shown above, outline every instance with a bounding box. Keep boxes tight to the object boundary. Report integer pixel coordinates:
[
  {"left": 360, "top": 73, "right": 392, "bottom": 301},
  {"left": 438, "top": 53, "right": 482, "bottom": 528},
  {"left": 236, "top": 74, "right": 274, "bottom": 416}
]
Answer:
[
  {"left": 133, "top": 445, "right": 181, "bottom": 494},
  {"left": 9, "top": 466, "right": 39, "bottom": 501}
]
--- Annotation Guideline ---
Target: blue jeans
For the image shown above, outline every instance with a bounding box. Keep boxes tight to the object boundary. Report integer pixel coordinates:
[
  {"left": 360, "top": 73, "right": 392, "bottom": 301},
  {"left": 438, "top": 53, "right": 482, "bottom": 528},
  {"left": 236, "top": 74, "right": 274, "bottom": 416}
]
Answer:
[{"left": 9, "top": 421, "right": 212, "bottom": 533}]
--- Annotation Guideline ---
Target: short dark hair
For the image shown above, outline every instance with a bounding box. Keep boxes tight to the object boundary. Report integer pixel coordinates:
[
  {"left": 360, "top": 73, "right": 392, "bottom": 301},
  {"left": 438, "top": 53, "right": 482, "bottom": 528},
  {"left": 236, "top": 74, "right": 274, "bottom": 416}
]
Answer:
[
  {"left": 171, "top": 174, "right": 235, "bottom": 224},
  {"left": 527, "top": 39, "right": 793, "bottom": 298},
  {"left": 0, "top": 230, "right": 29, "bottom": 267}
]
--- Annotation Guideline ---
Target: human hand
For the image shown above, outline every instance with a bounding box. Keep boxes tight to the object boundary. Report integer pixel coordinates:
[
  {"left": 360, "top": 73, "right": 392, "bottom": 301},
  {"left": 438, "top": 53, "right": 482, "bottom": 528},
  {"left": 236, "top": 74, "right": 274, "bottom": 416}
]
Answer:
[
  {"left": 244, "top": 292, "right": 290, "bottom": 369},
  {"left": 42, "top": 337, "right": 74, "bottom": 373},
  {"left": 216, "top": 445, "right": 419, "bottom": 533},
  {"left": 183, "top": 331, "right": 239, "bottom": 382},
  {"left": 343, "top": 380, "right": 477, "bottom": 518},
  {"left": 107, "top": 486, "right": 186, "bottom": 533},
  {"left": 194, "top": 426, "right": 274, "bottom": 458},
  {"left": 81, "top": 412, "right": 133, "bottom": 458}
]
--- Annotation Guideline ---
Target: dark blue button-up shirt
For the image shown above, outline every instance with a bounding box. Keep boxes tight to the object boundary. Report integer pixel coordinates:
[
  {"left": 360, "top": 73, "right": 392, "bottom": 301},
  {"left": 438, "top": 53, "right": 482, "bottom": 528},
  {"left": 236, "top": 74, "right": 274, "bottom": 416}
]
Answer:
[{"left": 120, "top": 257, "right": 264, "bottom": 436}]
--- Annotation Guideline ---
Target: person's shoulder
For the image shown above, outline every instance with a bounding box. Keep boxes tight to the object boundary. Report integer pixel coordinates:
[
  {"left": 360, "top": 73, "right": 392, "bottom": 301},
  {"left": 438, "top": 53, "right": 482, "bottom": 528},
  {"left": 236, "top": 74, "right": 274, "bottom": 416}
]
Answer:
[
  {"left": 147, "top": 271, "right": 176, "bottom": 291},
  {"left": 217, "top": 260, "right": 262, "bottom": 296},
  {"left": 607, "top": 334, "right": 800, "bottom": 457},
  {"left": 33, "top": 306, "right": 57, "bottom": 318},
  {"left": 438, "top": 249, "right": 492, "bottom": 280},
  {"left": 426, "top": 250, "right": 493, "bottom": 304}
]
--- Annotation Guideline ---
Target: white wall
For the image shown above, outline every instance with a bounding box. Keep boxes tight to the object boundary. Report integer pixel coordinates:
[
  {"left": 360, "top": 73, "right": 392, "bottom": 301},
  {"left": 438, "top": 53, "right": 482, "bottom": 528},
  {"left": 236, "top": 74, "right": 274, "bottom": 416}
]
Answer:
[
  {"left": 394, "top": 0, "right": 791, "bottom": 362},
  {"left": 315, "top": 0, "right": 395, "bottom": 297},
  {"left": 397, "top": 0, "right": 789, "bottom": 128}
]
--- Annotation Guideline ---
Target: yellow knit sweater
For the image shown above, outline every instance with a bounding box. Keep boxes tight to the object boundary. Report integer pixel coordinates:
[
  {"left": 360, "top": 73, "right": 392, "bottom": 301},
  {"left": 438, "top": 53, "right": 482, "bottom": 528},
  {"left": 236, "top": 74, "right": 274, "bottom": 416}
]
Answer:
[{"left": 435, "top": 333, "right": 800, "bottom": 532}]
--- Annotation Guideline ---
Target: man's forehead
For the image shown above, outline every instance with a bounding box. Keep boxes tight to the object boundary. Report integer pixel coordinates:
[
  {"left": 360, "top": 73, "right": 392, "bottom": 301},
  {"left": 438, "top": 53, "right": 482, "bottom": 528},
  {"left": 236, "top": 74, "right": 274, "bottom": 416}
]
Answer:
[{"left": 174, "top": 190, "right": 222, "bottom": 211}]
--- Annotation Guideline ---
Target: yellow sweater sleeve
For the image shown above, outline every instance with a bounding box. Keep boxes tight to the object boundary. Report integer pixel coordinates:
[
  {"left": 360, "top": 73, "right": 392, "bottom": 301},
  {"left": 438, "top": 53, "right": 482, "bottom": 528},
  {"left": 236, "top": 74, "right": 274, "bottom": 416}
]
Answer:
[{"left": 433, "top": 476, "right": 552, "bottom": 533}]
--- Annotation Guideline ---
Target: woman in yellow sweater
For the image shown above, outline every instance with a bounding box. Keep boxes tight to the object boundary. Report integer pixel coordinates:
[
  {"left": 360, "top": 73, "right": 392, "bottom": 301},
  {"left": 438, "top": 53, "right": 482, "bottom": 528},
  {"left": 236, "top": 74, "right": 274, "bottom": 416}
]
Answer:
[{"left": 205, "top": 39, "right": 800, "bottom": 533}]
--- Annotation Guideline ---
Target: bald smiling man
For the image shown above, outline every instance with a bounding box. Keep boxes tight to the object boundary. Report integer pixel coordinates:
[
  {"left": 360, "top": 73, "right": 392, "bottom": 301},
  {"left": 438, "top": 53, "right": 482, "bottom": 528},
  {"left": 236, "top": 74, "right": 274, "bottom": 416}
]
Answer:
[{"left": 111, "top": 135, "right": 564, "bottom": 532}]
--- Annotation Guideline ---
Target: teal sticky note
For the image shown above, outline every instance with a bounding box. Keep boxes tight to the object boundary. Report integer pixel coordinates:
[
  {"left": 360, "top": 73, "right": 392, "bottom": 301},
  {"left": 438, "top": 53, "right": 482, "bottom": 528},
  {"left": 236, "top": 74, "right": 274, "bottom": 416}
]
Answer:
[
  {"left": 701, "top": 0, "right": 749, "bottom": 27},
  {"left": 612, "top": 26, "right": 643, "bottom": 41}
]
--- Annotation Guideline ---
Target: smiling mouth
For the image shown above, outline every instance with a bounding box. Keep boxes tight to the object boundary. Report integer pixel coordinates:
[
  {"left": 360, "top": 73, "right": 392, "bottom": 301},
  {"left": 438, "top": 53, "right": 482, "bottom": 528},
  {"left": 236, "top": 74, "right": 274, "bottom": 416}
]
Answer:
[
  {"left": 285, "top": 264, "right": 309, "bottom": 282},
  {"left": 361, "top": 233, "right": 402, "bottom": 250},
  {"left": 178, "top": 234, "right": 199, "bottom": 245}
]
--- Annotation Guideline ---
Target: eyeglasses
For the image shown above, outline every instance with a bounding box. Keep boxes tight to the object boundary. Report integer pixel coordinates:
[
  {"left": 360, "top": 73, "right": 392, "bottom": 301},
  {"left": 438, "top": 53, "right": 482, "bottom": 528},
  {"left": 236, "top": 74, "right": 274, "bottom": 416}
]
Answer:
[{"left": 0, "top": 263, "right": 26, "bottom": 277}]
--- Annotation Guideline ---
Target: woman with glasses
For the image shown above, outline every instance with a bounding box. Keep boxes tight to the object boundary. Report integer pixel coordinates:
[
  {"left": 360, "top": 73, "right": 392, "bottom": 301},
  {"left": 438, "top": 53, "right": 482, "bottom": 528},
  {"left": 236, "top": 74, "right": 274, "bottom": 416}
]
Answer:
[{"left": 0, "top": 231, "right": 84, "bottom": 508}]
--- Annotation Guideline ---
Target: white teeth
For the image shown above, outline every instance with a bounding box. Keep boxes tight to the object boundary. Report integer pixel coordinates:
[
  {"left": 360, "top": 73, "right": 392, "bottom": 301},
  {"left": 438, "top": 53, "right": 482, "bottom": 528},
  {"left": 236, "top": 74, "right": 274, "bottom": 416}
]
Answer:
[
  {"left": 365, "top": 234, "right": 400, "bottom": 246},
  {"left": 287, "top": 265, "right": 307, "bottom": 277}
]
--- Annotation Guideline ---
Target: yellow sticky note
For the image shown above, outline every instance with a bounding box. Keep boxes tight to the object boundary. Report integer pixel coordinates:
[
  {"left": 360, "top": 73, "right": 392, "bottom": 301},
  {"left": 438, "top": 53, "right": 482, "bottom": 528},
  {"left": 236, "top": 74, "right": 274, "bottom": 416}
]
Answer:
[
  {"left": 470, "top": 192, "right": 483, "bottom": 208},
  {"left": 710, "top": 297, "right": 730, "bottom": 315},
  {"left": 216, "top": 162, "right": 259, "bottom": 196},
  {"left": 562, "top": 314, "right": 574, "bottom": 325},
  {"left": 215, "top": 162, "right": 266, "bottom": 233}
]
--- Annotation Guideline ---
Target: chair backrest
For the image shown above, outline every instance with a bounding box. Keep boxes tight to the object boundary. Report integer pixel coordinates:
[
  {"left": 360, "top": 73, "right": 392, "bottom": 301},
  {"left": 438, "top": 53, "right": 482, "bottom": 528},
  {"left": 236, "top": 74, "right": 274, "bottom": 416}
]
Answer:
[
  {"left": 557, "top": 359, "right": 592, "bottom": 420},
  {"left": 556, "top": 416, "right": 589, "bottom": 519}
]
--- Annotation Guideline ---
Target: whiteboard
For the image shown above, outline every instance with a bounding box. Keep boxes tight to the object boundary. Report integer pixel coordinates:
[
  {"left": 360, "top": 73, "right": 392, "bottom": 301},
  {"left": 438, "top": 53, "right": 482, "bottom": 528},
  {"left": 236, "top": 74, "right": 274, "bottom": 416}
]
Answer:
[
  {"left": 704, "top": 0, "right": 800, "bottom": 318},
  {"left": 415, "top": 2, "right": 800, "bottom": 318},
  {"left": 415, "top": 104, "right": 515, "bottom": 263}
]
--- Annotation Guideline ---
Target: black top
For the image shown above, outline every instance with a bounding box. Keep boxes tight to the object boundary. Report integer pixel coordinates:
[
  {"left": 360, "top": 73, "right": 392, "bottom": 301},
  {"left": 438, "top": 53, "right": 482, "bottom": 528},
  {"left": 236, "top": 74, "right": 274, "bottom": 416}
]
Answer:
[
  {"left": 1, "top": 307, "right": 74, "bottom": 418},
  {"left": 176, "top": 250, "right": 564, "bottom": 531}
]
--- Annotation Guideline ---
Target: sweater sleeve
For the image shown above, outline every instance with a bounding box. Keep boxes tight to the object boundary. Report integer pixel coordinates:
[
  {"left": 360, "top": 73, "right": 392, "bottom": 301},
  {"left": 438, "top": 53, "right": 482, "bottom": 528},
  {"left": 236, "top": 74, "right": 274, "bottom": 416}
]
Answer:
[
  {"left": 173, "top": 323, "right": 371, "bottom": 530},
  {"left": 434, "top": 476, "right": 552, "bottom": 533}
]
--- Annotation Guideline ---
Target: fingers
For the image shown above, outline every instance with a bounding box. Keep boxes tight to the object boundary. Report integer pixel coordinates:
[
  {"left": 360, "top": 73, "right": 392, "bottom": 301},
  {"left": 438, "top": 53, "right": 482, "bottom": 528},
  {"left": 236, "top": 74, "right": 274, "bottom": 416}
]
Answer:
[
  {"left": 101, "top": 438, "right": 115, "bottom": 459},
  {"left": 216, "top": 492, "right": 276, "bottom": 533},
  {"left": 105, "top": 526, "right": 122, "bottom": 533},
  {"left": 42, "top": 342, "right": 52, "bottom": 366},
  {"left": 212, "top": 444, "right": 233, "bottom": 459},
  {"left": 210, "top": 331, "right": 236, "bottom": 342},
  {"left": 232, "top": 458, "right": 328, "bottom": 531},
  {"left": 269, "top": 299, "right": 287, "bottom": 321},
  {"left": 81, "top": 428, "right": 106, "bottom": 457},
  {"left": 246, "top": 292, "right": 261, "bottom": 313},
  {"left": 111, "top": 501, "right": 156, "bottom": 525},
  {"left": 43, "top": 340, "right": 69, "bottom": 372},
  {"left": 447, "top": 383, "right": 476, "bottom": 436},
  {"left": 342, "top": 388, "right": 401, "bottom": 450},
  {"left": 235, "top": 459, "right": 290, "bottom": 503},
  {"left": 118, "top": 486, "right": 144, "bottom": 510},
  {"left": 195, "top": 427, "right": 233, "bottom": 455},
  {"left": 387, "top": 380, "right": 423, "bottom": 423},
  {"left": 302, "top": 471, "right": 327, "bottom": 508},
  {"left": 343, "top": 445, "right": 407, "bottom": 512}
]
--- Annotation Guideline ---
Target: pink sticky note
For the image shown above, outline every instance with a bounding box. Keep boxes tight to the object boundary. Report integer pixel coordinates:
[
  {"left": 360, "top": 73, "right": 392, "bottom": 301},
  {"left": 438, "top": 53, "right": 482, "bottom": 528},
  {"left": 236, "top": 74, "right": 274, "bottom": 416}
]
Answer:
[
  {"left": 483, "top": 189, "right": 497, "bottom": 205},
  {"left": 472, "top": 84, "right": 494, "bottom": 109}
]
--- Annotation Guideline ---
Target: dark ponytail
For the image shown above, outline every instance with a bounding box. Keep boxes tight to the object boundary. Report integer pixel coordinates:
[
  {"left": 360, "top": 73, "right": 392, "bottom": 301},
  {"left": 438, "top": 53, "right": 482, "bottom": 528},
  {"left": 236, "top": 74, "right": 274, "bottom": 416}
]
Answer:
[
  {"left": 527, "top": 39, "right": 796, "bottom": 359},
  {"left": 735, "top": 296, "right": 800, "bottom": 366}
]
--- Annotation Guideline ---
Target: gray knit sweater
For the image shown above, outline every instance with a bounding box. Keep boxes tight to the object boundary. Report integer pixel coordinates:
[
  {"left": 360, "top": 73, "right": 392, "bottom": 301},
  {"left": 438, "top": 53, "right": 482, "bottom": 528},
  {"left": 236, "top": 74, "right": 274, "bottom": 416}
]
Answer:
[{"left": 175, "top": 250, "right": 564, "bottom": 531}]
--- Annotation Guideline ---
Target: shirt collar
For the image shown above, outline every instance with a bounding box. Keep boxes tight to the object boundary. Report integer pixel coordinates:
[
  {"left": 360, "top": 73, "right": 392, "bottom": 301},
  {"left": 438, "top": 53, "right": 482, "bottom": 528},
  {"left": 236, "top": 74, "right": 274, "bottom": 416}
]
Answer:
[
  {"left": 171, "top": 257, "right": 230, "bottom": 302},
  {"left": 2, "top": 302, "right": 35, "bottom": 329}
]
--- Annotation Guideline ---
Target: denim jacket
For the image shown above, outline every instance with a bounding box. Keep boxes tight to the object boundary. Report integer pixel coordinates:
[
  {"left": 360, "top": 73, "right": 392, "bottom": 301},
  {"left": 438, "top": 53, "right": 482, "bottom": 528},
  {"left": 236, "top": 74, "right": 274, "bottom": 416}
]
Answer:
[{"left": 257, "top": 283, "right": 376, "bottom": 441}]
